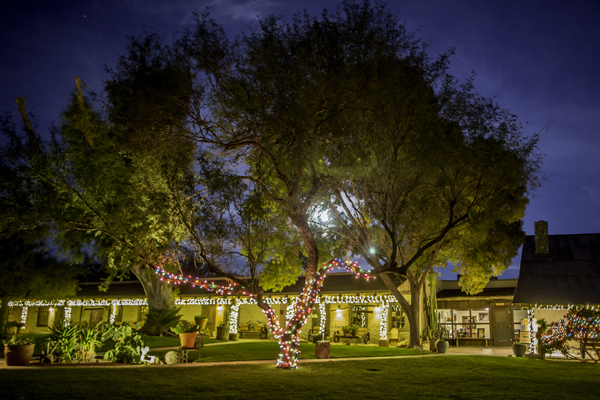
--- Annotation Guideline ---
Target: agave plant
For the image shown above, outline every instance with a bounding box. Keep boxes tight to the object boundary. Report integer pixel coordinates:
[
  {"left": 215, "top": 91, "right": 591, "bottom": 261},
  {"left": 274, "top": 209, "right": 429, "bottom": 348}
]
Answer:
[
  {"left": 140, "top": 308, "right": 181, "bottom": 336},
  {"left": 46, "top": 324, "right": 80, "bottom": 363},
  {"left": 77, "top": 327, "right": 102, "bottom": 362}
]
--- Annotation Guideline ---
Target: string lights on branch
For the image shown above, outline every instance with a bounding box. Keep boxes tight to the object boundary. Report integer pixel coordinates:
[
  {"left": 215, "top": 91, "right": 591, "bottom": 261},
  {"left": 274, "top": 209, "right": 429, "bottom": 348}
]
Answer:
[
  {"left": 540, "top": 309, "right": 600, "bottom": 355},
  {"left": 8, "top": 259, "right": 377, "bottom": 370},
  {"left": 528, "top": 303, "right": 600, "bottom": 353},
  {"left": 154, "top": 266, "right": 256, "bottom": 297}
]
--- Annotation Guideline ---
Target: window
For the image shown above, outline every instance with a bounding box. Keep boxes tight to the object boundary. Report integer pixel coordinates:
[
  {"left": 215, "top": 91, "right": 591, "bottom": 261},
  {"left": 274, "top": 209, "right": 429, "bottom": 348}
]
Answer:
[
  {"left": 113, "top": 306, "right": 124, "bottom": 323},
  {"left": 89, "top": 308, "right": 104, "bottom": 327},
  {"left": 351, "top": 305, "right": 368, "bottom": 327},
  {"left": 438, "top": 308, "right": 491, "bottom": 339},
  {"left": 390, "top": 305, "right": 406, "bottom": 328},
  {"left": 37, "top": 307, "right": 49, "bottom": 327}
]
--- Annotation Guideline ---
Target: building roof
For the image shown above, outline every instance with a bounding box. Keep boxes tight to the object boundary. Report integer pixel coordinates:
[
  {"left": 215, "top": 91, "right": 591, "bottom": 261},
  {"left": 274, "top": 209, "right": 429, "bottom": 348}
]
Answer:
[
  {"left": 513, "top": 233, "right": 600, "bottom": 304},
  {"left": 76, "top": 272, "right": 392, "bottom": 299},
  {"left": 436, "top": 287, "right": 516, "bottom": 301}
]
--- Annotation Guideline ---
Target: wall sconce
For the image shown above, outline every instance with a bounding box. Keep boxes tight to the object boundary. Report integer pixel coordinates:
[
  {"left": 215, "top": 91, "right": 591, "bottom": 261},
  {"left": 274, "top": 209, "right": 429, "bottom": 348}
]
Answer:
[{"left": 49, "top": 307, "right": 55, "bottom": 316}]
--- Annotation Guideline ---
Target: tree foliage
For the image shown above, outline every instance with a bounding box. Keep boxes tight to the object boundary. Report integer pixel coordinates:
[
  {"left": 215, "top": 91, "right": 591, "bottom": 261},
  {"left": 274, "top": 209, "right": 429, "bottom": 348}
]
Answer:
[
  {"left": 176, "top": 1, "right": 541, "bottom": 348},
  {"left": 0, "top": 236, "right": 79, "bottom": 336}
]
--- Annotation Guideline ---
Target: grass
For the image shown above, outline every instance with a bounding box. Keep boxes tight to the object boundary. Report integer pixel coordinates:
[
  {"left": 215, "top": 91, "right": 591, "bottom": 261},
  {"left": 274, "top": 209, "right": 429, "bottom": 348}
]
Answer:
[
  {"left": 149, "top": 342, "right": 423, "bottom": 363},
  {"left": 1, "top": 356, "right": 598, "bottom": 399}
]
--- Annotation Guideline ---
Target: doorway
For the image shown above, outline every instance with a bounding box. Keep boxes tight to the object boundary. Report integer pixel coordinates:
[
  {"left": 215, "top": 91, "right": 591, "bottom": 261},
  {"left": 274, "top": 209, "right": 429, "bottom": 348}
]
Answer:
[{"left": 492, "top": 307, "right": 512, "bottom": 345}]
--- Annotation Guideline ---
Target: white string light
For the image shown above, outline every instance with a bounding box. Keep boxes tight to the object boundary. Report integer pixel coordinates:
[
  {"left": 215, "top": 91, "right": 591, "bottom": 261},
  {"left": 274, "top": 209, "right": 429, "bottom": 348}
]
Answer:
[
  {"left": 110, "top": 304, "right": 118, "bottom": 324},
  {"left": 229, "top": 303, "right": 240, "bottom": 334},
  {"left": 9, "top": 293, "right": 397, "bottom": 339},
  {"left": 379, "top": 303, "right": 389, "bottom": 340},
  {"left": 64, "top": 307, "right": 72, "bottom": 327},
  {"left": 319, "top": 301, "right": 327, "bottom": 335},
  {"left": 286, "top": 298, "right": 298, "bottom": 324},
  {"left": 21, "top": 306, "right": 28, "bottom": 326},
  {"left": 527, "top": 308, "right": 537, "bottom": 354}
]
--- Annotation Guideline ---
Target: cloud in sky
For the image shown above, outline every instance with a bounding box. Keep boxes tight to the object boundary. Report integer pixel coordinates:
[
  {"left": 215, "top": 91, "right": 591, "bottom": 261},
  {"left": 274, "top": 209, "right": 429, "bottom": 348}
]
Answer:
[{"left": 124, "top": 0, "right": 277, "bottom": 26}]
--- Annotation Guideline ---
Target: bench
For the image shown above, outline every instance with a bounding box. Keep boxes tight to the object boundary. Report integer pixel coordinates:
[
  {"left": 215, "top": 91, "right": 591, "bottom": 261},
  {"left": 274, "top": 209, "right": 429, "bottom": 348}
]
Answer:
[
  {"left": 238, "top": 322, "right": 269, "bottom": 339},
  {"left": 332, "top": 327, "right": 371, "bottom": 345},
  {"left": 580, "top": 338, "right": 600, "bottom": 362}
]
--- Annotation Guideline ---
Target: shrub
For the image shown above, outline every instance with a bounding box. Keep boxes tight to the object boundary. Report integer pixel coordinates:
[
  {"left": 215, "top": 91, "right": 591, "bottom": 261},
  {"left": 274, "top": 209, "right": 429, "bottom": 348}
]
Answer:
[
  {"left": 170, "top": 320, "right": 198, "bottom": 335},
  {"left": 3, "top": 335, "right": 34, "bottom": 345},
  {"left": 140, "top": 308, "right": 181, "bottom": 336}
]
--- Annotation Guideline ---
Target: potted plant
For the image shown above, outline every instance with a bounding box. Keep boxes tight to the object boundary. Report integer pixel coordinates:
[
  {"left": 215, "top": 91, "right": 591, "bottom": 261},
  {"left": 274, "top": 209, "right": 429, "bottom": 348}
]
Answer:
[
  {"left": 170, "top": 320, "right": 198, "bottom": 348},
  {"left": 351, "top": 325, "right": 359, "bottom": 337},
  {"left": 194, "top": 315, "right": 208, "bottom": 330},
  {"left": 216, "top": 322, "right": 229, "bottom": 340},
  {"left": 342, "top": 326, "right": 350, "bottom": 336},
  {"left": 436, "top": 339, "right": 449, "bottom": 354},
  {"left": 3, "top": 335, "right": 35, "bottom": 366},
  {"left": 512, "top": 341, "right": 527, "bottom": 357}
]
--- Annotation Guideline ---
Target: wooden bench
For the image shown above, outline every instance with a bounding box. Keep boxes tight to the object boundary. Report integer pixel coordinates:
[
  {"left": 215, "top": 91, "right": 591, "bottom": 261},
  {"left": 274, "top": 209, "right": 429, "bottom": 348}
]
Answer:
[
  {"left": 456, "top": 337, "right": 489, "bottom": 347},
  {"left": 332, "top": 327, "right": 371, "bottom": 345},
  {"left": 580, "top": 338, "right": 600, "bottom": 362},
  {"left": 238, "top": 322, "right": 269, "bottom": 339}
]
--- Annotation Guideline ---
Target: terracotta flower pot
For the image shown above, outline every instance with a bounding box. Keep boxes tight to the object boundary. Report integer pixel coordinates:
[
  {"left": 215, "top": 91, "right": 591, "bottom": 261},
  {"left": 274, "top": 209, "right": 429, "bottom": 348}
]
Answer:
[
  {"left": 179, "top": 333, "right": 197, "bottom": 348},
  {"left": 196, "top": 318, "right": 208, "bottom": 330},
  {"left": 4, "top": 344, "right": 35, "bottom": 366}
]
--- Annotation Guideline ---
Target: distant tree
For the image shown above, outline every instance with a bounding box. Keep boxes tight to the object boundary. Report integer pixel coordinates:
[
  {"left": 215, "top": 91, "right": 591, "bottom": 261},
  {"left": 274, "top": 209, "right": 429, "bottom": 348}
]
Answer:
[{"left": 0, "top": 236, "right": 79, "bottom": 336}]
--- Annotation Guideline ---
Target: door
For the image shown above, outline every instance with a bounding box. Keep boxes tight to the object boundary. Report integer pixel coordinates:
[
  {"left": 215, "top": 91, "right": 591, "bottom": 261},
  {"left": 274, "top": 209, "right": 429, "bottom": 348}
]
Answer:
[
  {"left": 492, "top": 307, "right": 512, "bottom": 345},
  {"left": 89, "top": 308, "right": 103, "bottom": 327}
]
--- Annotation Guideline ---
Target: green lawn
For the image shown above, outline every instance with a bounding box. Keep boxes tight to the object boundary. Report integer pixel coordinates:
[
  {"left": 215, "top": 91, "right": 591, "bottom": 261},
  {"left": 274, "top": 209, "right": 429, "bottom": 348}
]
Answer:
[
  {"left": 1, "top": 356, "right": 598, "bottom": 399},
  {"left": 150, "top": 342, "right": 423, "bottom": 363}
]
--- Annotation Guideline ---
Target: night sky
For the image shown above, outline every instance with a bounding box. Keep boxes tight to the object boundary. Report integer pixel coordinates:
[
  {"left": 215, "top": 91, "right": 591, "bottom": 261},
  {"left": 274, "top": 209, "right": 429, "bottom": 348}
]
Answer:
[{"left": 2, "top": 0, "right": 599, "bottom": 279}]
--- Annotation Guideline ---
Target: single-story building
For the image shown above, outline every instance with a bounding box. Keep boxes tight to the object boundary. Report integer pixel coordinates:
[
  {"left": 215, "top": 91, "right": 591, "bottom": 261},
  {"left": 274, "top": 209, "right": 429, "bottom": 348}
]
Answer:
[
  {"left": 9, "top": 221, "right": 595, "bottom": 351},
  {"left": 513, "top": 221, "right": 600, "bottom": 353},
  {"left": 7, "top": 271, "right": 423, "bottom": 345}
]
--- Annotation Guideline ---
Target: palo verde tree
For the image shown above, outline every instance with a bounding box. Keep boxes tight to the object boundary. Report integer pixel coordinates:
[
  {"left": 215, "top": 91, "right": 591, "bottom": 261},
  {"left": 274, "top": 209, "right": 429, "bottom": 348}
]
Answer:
[
  {"left": 159, "top": 2, "right": 392, "bottom": 367},
  {"left": 4, "top": 33, "right": 198, "bottom": 319},
  {"left": 316, "top": 21, "right": 541, "bottom": 346}
]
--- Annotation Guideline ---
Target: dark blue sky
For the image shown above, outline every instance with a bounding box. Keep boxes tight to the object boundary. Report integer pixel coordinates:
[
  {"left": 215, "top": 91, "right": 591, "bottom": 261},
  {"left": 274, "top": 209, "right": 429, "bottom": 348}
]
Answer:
[{"left": 2, "top": 0, "right": 599, "bottom": 279}]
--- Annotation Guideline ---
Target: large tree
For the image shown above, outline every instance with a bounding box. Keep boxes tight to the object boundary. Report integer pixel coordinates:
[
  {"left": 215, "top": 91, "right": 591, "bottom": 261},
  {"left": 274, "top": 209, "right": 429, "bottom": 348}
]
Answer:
[
  {"left": 3, "top": 34, "right": 198, "bottom": 317},
  {"left": 319, "top": 51, "right": 540, "bottom": 347},
  {"left": 177, "top": 1, "right": 541, "bottom": 351}
]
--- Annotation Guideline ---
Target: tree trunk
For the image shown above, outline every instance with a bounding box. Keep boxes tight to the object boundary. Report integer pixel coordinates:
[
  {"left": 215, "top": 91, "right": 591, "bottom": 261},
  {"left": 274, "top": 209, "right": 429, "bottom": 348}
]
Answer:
[
  {"left": 0, "top": 296, "right": 10, "bottom": 336},
  {"left": 287, "top": 208, "right": 319, "bottom": 280},
  {"left": 378, "top": 272, "right": 420, "bottom": 348},
  {"left": 130, "top": 263, "right": 176, "bottom": 314},
  {"left": 409, "top": 280, "right": 422, "bottom": 348},
  {"left": 255, "top": 207, "right": 320, "bottom": 368}
]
